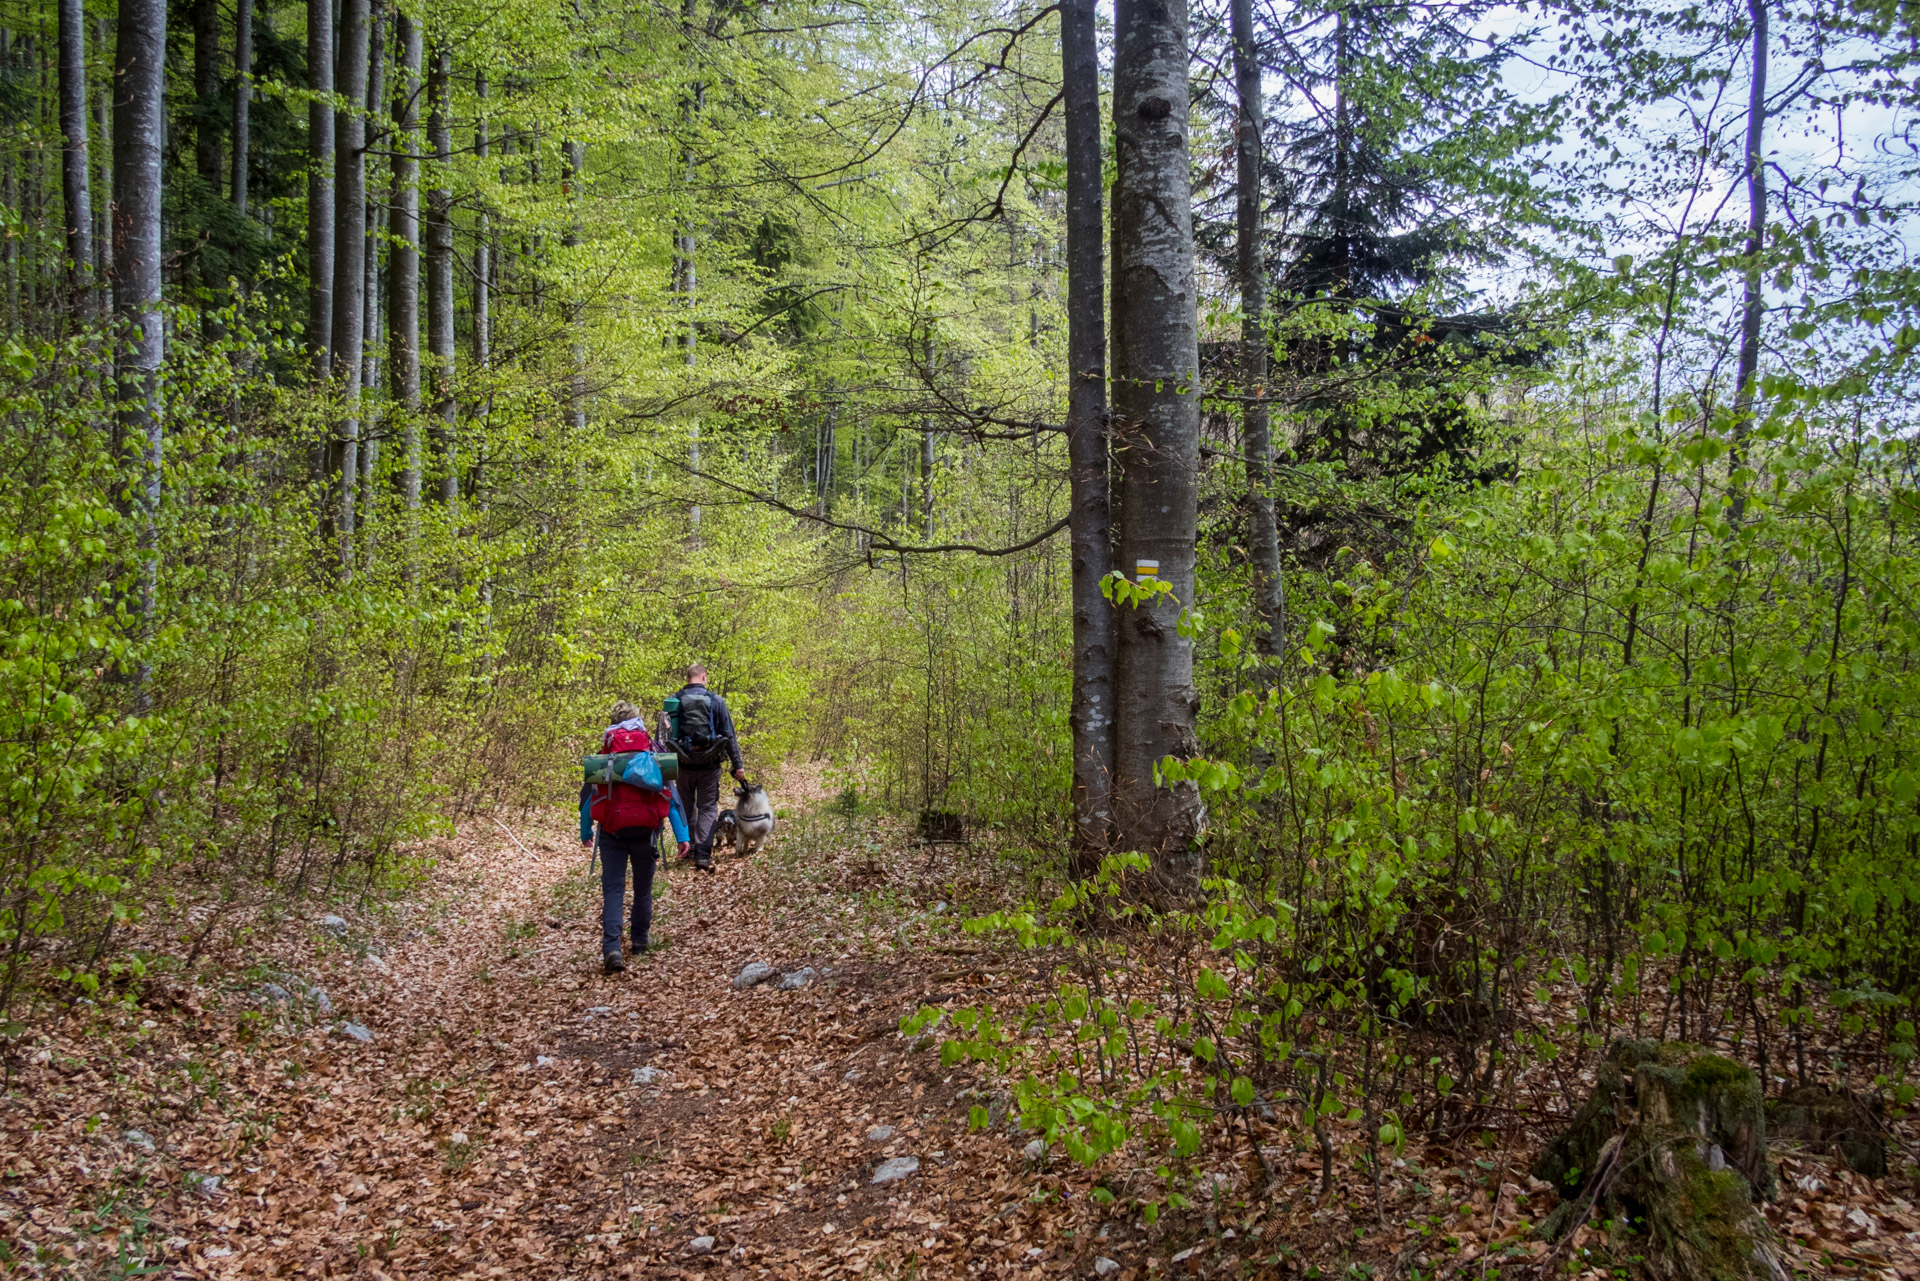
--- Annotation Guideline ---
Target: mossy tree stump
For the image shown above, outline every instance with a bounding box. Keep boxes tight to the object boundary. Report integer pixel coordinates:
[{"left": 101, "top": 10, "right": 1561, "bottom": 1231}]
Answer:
[{"left": 1534, "top": 1040, "right": 1784, "bottom": 1281}]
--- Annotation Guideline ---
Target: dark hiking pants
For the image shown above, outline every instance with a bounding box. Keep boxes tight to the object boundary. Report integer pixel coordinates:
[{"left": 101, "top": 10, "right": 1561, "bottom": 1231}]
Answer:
[
  {"left": 600, "top": 826, "right": 658, "bottom": 955},
  {"left": 677, "top": 766, "right": 722, "bottom": 862}
]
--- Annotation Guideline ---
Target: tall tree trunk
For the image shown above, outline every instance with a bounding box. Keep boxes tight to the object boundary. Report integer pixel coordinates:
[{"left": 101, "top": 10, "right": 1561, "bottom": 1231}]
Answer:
[
  {"left": 358, "top": 6, "right": 385, "bottom": 558},
  {"left": 307, "top": 0, "right": 334, "bottom": 378},
  {"left": 55, "top": 0, "right": 91, "bottom": 312},
  {"left": 1730, "top": 0, "right": 1767, "bottom": 522},
  {"left": 113, "top": 0, "right": 166, "bottom": 673},
  {"left": 1061, "top": 0, "right": 1114, "bottom": 870},
  {"left": 328, "top": 0, "right": 369, "bottom": 562},
  {"left": 425, "top": 44, "right": 456, "bottom": 505},
  {"left": 92, "top": 18, "right": 110, "bottom": 314},
  {"left": 1232, "top": 0, "right": 1284, "bottom": 658},
  {"left": 231, "top": 0, "right": 251, "bottom": 216},
  {"left": 389, "top": 12, "right": 420, "bottom": 511},
  {"left": 1110, "top": 0, "right": 1203, "bottom": 875},
  {"left": 191, "top": 0, "right": 221, "bottom": 194},
  {"left": 472, "top": 71, "right": 489, "bottom": 377}
]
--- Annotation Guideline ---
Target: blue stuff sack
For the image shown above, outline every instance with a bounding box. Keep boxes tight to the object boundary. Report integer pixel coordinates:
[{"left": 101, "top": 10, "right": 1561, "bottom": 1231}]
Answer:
[{"left": 621, "top": 750, "right": 667, "bottom": 792}]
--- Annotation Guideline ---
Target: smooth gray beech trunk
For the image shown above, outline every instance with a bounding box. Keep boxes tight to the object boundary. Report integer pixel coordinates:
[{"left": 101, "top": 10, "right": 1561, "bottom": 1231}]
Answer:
[
  {"left": 1062, "top": 0, "right": 1114, "bottom": 870},
  {"left": 113, "top": 0, "right": 166, "bottom": 648},
  {"left": 425, "top": 45, "right": 456, "bottom": 505},
  {"left": 1232, "top": 0, "right": 1284, "bottom": 658},
  {"left": 191, "top": 0, "right": 221, "bottom": 192},
  {"left": 56, "top": 0, "right": 92, "bottom": 310},
  {"left": 388, "top": 12, "right": 420, "bottom": 511},
  {"left": 1110, "top": 0, "right": 1202, "bottom": 874},
  {"left": 328, "top": 0, "right": 369, "bottom": 561},
  {"left": 1731, "top": 0, "right": 1767, "bottom": 521},
  {"left": 307, "top": 0, "right": 334, "bottom": 378},
  {"left": 231, "top": 0, "right": 251, "bottom": 216}
]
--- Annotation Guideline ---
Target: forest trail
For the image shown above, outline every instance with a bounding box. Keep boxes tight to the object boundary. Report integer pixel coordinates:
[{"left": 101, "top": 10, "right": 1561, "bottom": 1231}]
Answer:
[{"left": 5, "top": 799, "right": 1156, "bottom": 1280}]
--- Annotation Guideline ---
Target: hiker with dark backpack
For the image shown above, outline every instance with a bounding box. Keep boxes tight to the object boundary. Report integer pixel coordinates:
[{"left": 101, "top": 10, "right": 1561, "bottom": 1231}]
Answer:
[
  {"left": 580, "top": 700, "right": 690, "bottom": 972},
  {"left": 667, "top": 663, "right": 746, "bottom": 871}
]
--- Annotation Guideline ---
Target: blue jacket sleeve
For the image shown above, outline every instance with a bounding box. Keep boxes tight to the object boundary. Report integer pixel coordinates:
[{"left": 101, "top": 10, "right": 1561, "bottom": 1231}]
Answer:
[
  {"left": 667, "top": 789, "right": 689, "bottom": 844},
  {"left": 579, "top": 782, "right": 595, "bottom": 844}
]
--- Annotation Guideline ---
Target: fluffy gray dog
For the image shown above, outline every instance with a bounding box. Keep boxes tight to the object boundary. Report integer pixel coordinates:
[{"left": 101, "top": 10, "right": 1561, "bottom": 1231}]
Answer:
[{"left": 730, "top": 783, "right": 776, "bottom": 856}]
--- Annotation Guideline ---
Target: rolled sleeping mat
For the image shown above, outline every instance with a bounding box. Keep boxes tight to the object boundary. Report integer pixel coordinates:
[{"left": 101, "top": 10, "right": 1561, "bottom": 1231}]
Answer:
[{"left": 582, "top": 752, "right": 680, "bottom": 785}]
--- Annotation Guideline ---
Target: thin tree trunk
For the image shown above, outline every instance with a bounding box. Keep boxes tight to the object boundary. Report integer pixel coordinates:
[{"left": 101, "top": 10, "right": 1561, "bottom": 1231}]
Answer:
[
  {"left": 328, "top": 0, "right": 369, "bottom": 562},
  {"left": 307, "top": 0, "right": 334, "bottom": 378},
  {"left": 191, "top": 0, "right": 221, "bottom": 194},
  {"left": 388, "top": 12, "right": 420, "bottom": 513},
  {"left": 1232, "top": 0, "right": 1284, "bottom": 658},
  {"left": 1062, "top": 0, "right": 1114, "bottom": 870},
  {"left": 1730, "top": 0, "right": 1767, "bottom": 522},
  {"left": 359, "top": 6, "right": 385, "bottom": 559},
  {"left": 56, "top": 0, "right": 92, "bottom": 312},
  {"left": 425, "top": 43, "right": 456, "bottom": 505},
  {"left": 472, "top": 71, "right": 489, "bottom": 377},
  {"left": 563, "top": 138, "right": 586, "bottom": 433},
  {"left": 113, "top": 0, "right": 167, "bottom": 679},
  {"left": 231, "top": 0, "right": 251, "bottom": 216},
  {"left": 1110, "top": 0, "right": 1203, "bottom": 875},
  {"left": 92, "top": 18, "right": 110, "bottom": 315}
]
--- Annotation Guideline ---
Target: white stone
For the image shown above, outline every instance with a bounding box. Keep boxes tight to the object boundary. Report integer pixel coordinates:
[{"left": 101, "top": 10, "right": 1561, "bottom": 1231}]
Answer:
[
  {"left": 632, "top": 1066, "right": 669, "bottom": 1085},
  {"left": 866, "top": 1125, "right": 896, "bottom": 1143},
  {"left": 732, "top": 961, "right": 777, "bottom": 990},
  {"left": 871, "top": 1156, "right": 919, "bottom": 1184},
  {"left": 535, "top": 1056, "right": 556, "bottom": 1068},
  {"left": 1023, "top": 1138, "right": 1047, "bottom": 1163},
  {"left": 125, "top": 1129, "right": 155, "bottom": 1152},
  {"left": 778, "top": 967, "right": 817, "bottom": 990},
  {"left": 1094, "top": 1258, "right": 1120, "bottom": 1277},
  {"left": 320, "top": 915, "right": 349, "bottom": 937},
  {"left": 688, "top": 1235, "right": 715, "bottom": 1255},
  {"left": 336, "top": 1021, "right": 374, "bottom": 1043}
]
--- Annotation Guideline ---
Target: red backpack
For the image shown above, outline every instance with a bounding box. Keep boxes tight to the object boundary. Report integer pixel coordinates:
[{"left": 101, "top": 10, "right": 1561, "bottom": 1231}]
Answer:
[{"left": 590, "top": 720, "right": 673, "bottom": 834}]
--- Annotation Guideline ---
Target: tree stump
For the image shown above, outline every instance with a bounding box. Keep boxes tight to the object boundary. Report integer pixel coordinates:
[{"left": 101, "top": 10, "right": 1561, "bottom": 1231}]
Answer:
[{"left": 1534, "top": 1040, "right": 1784, "bottom": 1281}]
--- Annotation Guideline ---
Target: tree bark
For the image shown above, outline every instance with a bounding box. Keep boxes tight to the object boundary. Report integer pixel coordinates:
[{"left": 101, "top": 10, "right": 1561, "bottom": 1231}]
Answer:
[
  {"left": 92, "top": 18, "right": 110, "bottom": 313},
  {"left": 56, "top": 0, "right": 92, "bottom": 311},
  {"left": 425, "top": 43, "right": 456, "bottom": 505},
  {"left": 307, "top": 0, "right": 334, "bottom": 378},
  {"left": 1232, "top": 0, "right": 1284, "bottom": 660},
  {"left": 359, "top": 5, "right": 386, "bottom": 557},
  {"left": 230, "top": 0, "right": 251, "bottom": 216},
  {"left": 1730, "top": 0, "right": 1767, "bottom": 522},
  {"left": 329, "top": 0, "right": 369, "bottom": 561},
  {"left": 388, "top": 12, "right": 420, "bottom": 511},
  {"left": 1110, "top": 0, "right": 1203, "bottom": 875},
  {"left": 1062, "top": 0, "right": 1114, "bottom": 871},
  {"left": 113, "top": 0, "right": 166, "bottom": 656},
  {"left": 472, "top": 71, "right": 489, "bottom": 376},
  {"left": 191, "top": 0, "right": 221, "bottom": 194}
]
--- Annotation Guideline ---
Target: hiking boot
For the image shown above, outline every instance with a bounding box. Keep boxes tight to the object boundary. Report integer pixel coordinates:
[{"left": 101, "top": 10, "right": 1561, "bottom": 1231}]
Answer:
[
  {"left": 630, "top": 934, "right": 649, "bottom": 955},
  {"left": 603, "top": 951, "right": 626, "bottom": 974},
  {"left": 694, "top": 852, "right": 714, "bottom": 872}
]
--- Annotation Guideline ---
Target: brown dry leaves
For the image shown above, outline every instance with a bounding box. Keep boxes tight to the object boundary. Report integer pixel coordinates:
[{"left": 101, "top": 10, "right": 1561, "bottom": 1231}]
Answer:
[{"left": 2, "top": 791, "right": 1918, "bottom": 1280}]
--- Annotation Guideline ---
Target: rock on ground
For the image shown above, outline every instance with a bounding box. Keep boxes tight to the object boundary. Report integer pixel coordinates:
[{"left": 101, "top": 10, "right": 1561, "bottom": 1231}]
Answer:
[
  {"left": 871, "top": 1156, "right": 919, "bottom": 1184},
  {"left": 866, "top": 1124, "right": 896, "bottom": 1143},
  {"left": 732, "top": 961, "right": 776, "bottom": 990}
]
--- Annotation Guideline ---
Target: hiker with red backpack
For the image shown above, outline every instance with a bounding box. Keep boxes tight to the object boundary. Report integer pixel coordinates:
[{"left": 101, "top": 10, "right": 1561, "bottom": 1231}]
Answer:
[
  {"left": 666, "top": 663, "right": 747, "bottom": 872},
  {"left": 580, "top": 700, "right": 690, "bottom": 973}
]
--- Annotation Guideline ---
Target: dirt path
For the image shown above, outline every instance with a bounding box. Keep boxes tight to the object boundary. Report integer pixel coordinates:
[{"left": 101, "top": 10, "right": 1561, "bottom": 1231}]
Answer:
[{"left": 1, "top": 804, "right": 1147, "bottom": 1280}]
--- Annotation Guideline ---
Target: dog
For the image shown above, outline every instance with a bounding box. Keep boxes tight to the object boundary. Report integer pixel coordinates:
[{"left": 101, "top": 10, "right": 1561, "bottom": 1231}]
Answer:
[
  {"left": 714, "top": 809, "right": 739, "bottom": 853},
  {"left": 731, "top": 783, "right": 777, "bottom": 856}
]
